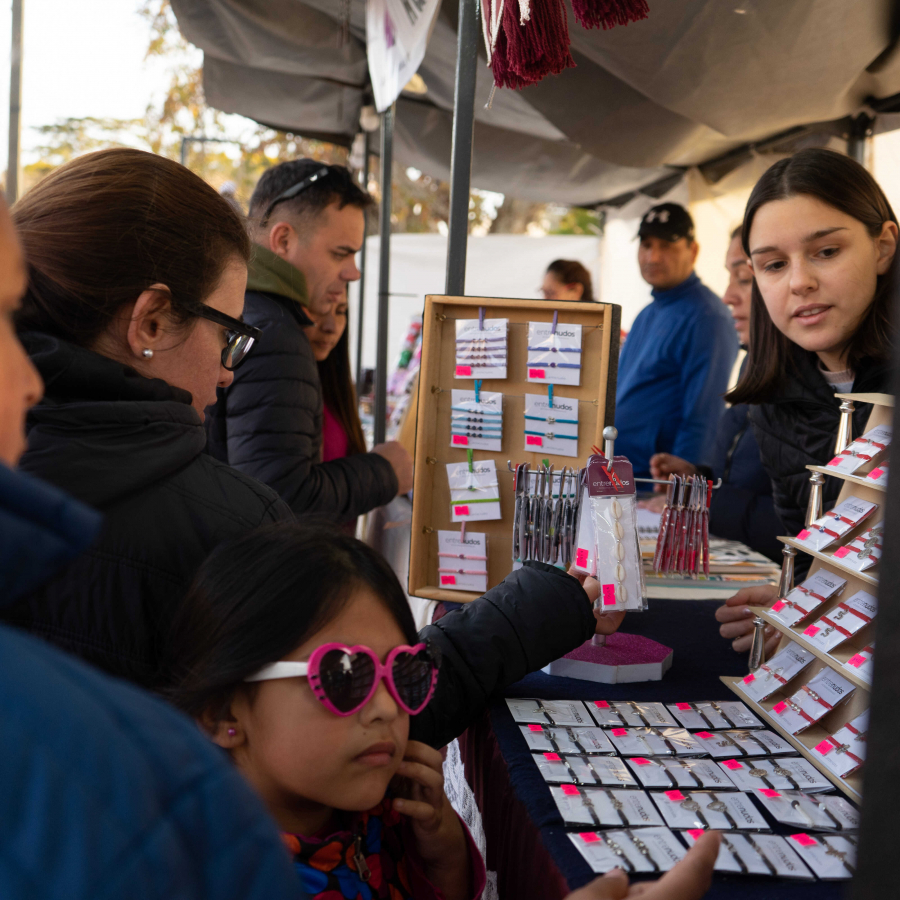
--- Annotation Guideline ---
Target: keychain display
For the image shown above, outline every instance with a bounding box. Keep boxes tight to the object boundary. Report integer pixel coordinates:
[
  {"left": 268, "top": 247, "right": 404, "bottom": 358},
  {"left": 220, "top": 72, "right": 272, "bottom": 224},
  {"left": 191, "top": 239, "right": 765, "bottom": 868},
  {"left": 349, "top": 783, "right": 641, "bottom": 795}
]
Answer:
[
  {"left": 770, "top": 570, "right": 847, "bottom": 627},
  {"left": 512, "top": 463, "right": 580, "bottom": 568},
  {"left": 812, "top": 710, "right": 868, "bottom": 779},
  {"left": 718, "top": 757, "right": 832, "bottom": 792},
  {"left": 801, "top": 589, "right": 876, "bottom": 652},
  {"left": 690, "top": 729, "right": 796, "bottom": 759},
  {"left": 523, "top": 387, "right": 579, "bottom": 457},
  {"left": 526, "top": 315, "right": 583, "bottom": 386},
  {"left": 549, "top": 785, "right": 664, "bottom": 828},
  {"left": 454, "top": 314, "right": 508, "bottom": 379},
  {"left": 626, "top": 757, "right": 737, "bottom": 791},
  {"left": 652, "top": 475, "right": 712, "bottom": 576},
  {"left": 866, "top": 463, "right": 889, "bottom": 486},
  {"left": 833, "top": 524, "right": 883, "bottom": 572},
  {"left": 588, "top": 701, "right": 678, "bottom": 728},
  {"left": 679, "top": 830, "right": 814, "bottom": 880},
  {"left": 794, "top": 496, "right": 878, "bottom": 552},
  {"left": 752, "top": 789, "right": 860, "bottom": 831},
  {"left": 449, "top": 386, "right": 502, "bottom": 451},
  {"left": 770, "top": 668, "right": 856, "bottom": 735},
  {"left": 506, "top": 698, "right": 594, "bottom": 727},
  {"left": 606, "top": 727, "right": 702, "bottom": 757},
  {"left": 666, "top": 700, "right": 763, "bottom": 730},
  {"left": 446, "top": 454, "right": 501, "bottom": 522},
  {"left": 536, "top": 752, "right": 636, "bottom": 786},
  {"left": 569, "top": 827, "right": 687, "bottom": 875},
  {"left": 787, "top": 834, "right": 857, "bottom": 880},
  {"left": 651, "top": 789, "right": 768, "bottom": 831},
  {"left": 437, "top": 528, "right": 487, "bottom": 592},
  {"left": 738, "top": 641, "right": 816, "bottom": 702},
  {"left": 841, "top": 644, "right": 874, "bottom": 684},
  {"left": 519, "top": 724, "right": 616, "bottom": 755},
  {"left": 825, "top": 423, "right": 891, "bottom": 475}
]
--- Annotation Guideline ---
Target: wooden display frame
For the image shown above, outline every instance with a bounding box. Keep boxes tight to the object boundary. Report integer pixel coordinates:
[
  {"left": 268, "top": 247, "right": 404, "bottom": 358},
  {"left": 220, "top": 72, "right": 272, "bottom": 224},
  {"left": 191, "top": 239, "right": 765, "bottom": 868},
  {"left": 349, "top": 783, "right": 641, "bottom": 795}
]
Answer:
[
  {"left": 723, "top": 393, "right": 891, "bottom": 802},
  {"left": 408, "top": 295, "right": 621, "bottom": 603}
]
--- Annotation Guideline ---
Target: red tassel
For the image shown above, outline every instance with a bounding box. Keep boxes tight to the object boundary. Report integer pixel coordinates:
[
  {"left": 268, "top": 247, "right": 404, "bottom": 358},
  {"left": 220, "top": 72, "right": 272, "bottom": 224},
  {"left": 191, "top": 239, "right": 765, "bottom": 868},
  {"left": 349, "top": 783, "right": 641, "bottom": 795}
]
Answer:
[
  {"left": 490, "top": 0, "right": 575, "bottom": 90},
  {"left": 571, "top": 0, "right": 649, "bottom": 30}
]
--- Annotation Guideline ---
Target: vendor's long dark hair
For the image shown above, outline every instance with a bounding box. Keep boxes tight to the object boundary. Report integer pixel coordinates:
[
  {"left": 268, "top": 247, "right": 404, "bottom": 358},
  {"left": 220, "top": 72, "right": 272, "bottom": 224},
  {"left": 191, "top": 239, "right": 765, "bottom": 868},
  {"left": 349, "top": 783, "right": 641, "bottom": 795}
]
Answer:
[
  {"left": 319, "top": 317, "right": 367, "bottom": 457},
  {"left": 727, "top": 148, "right": 897, "bottom": 405}
]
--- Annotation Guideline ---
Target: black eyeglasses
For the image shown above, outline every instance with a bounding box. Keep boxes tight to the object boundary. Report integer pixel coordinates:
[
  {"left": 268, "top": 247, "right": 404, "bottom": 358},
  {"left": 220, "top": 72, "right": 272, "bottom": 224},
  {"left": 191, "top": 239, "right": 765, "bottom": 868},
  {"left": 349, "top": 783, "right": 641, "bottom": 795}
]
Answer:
[
  {"left": 260, "top": 166, "right": 331, "bottom": 226},
  {"left": 191, "top": 305, "right": 262, "bottom": 371}
]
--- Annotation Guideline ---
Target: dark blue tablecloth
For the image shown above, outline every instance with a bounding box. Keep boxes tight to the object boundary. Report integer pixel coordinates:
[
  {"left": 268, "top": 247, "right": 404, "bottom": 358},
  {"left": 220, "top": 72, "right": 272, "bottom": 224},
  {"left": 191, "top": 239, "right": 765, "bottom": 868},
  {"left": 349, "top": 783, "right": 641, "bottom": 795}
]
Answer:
[{"left": 471, "top": 599, "right": 847, "bottom": 899}]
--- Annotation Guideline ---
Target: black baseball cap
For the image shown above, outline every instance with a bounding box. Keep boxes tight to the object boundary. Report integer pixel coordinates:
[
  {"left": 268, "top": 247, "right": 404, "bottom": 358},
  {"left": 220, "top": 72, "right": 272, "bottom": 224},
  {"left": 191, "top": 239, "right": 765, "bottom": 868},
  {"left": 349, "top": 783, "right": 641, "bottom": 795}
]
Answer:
[{"left": 637, "top": 203, "right": 695, "bottom": 243}]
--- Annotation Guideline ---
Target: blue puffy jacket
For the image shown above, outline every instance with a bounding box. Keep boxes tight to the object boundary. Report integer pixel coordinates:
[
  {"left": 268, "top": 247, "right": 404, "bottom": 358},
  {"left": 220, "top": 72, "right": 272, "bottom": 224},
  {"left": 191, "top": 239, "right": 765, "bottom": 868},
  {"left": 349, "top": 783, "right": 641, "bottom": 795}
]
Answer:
[{"left": 0, "top": 463, "right": 305, "bottom": 900}]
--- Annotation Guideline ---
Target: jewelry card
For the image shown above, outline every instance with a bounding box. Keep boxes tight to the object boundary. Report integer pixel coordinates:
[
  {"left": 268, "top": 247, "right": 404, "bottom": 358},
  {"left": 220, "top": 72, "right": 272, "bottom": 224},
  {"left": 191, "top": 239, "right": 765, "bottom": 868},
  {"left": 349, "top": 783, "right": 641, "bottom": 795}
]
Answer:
[
  {"left": 812, "top": 710, "right": 868, "bottom": 779},
  {"left": 449, "top": 389, "right": 503, "bottom": 451},
  {"left": 666, "top": 700, "right": 763, "bottom": 730},
  {"left": 794, "top": 496, "right": 877, "bottom": 552},
  {"left": 787, "top": 834, "right": 857, "bottom": 880},
  {"left": 606, "top": 727, "right": 702, "bottom": 757},
  {"left": 569, "top": 827, "right": 686, "bottom": 875},
  {"left": 518, "top": 724, "right": 616, "bottom": 755},
  {"left": 447, "top": 458, "right": 501, "bottom": 522},
  {"left": 454, "top": 317, "right": 508, "bottom": 380},
  {"left": 436, "top": 530, "right": 487, "bottom": 592},
  {"left": 769, "top": 570, "right": 847, "bottom": 627},
  {"left": 751, "top": 789, "right": 859, "bottom": 831},
  {"left": 505, "top": 698, "right": 594, "bottom": 727},
  {"left": 679, "top": 830, "right": 814, "bottom": 879},
  {"left": 833, "top": 524, "right": 883, "bottom": 572},
  {"left": 626, "top": 757, "right": 737, "bottom": 791},
  {"left": 718, "top": 757, "right": 832, "bottom": 792},
  {"left": 587, "top": 701, "right": 678, "bottom": 729},
  {"left": 549, "top": 785, "right": 663, "bottom": 828},
  {"left": 738, "top": 641, "right": 816, "bottom": 702},
  {"left": 692, "top": 729, "right": 795, "bottom": 758},
  {"left": 770, "top": 668, "right": 856, "bottom": 735},
  {"left": 651, "top": 790, "right": 768, "bottom": 831},
  {"left": 523, "top": 392, "right": 579, "bottom": 457},
  {"left": 802, "top": 589, "right": 876, "bottom": 653},
  {"left": 526, "top": 320, "right": 583, "bottom": 386},
  {"left": 825, "top": 423, "right": 891, "bottom": 475},
  {"left": 535, "top": 752, "right": 636, "bottom": 786}
]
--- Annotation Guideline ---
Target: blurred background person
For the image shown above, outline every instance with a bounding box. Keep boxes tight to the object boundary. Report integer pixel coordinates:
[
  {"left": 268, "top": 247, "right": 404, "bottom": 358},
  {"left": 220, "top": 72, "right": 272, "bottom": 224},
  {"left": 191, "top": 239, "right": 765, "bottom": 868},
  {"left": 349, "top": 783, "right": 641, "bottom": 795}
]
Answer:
[{"left": 540, "top": 259, "right": 594, "bottom": 301}]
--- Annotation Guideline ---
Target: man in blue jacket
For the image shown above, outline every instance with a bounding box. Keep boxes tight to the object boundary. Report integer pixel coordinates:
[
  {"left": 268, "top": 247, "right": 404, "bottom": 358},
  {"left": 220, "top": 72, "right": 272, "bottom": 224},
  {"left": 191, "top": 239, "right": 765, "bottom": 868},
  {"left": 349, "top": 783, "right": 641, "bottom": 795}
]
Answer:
[{"left": 615, "top": 203, "right": 739, "bottom": 478}]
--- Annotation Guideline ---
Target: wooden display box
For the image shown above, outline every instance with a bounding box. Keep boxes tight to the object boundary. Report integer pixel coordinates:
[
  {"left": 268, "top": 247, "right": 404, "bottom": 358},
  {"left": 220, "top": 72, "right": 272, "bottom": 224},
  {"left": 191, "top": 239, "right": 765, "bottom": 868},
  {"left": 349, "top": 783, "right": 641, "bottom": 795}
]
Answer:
[
  {"left": 723, "top": 393, "right": 892, "bottom": 802},
  {"left": 408, "top": 295, "right": 621, "bottom": 603}
]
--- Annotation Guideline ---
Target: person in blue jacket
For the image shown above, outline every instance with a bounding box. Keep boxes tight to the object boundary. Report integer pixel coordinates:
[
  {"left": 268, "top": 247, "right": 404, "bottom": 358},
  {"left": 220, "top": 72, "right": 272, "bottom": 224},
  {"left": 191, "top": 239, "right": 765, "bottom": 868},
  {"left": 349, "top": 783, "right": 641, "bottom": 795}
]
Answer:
[
  {"left": 615, "top": 203, "right": 739, "bottom": 478},
  {"left": 648, "top": 228, "right": 783, "bottom": 562}
]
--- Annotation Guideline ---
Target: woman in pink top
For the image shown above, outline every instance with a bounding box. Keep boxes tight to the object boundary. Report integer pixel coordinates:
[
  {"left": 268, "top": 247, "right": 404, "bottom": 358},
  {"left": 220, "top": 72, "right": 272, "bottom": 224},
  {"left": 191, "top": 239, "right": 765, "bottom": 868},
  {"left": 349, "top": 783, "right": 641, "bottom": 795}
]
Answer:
[{"left": 303, "top": 293, "right": 367, "bottom": 464}]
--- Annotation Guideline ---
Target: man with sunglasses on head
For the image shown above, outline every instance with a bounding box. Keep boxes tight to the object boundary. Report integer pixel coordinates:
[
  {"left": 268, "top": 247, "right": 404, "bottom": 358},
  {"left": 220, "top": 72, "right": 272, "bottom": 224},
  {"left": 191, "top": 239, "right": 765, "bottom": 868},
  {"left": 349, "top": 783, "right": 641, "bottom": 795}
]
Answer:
[{"left": 207, "top": 160, "right": 412, "bottom": 524}]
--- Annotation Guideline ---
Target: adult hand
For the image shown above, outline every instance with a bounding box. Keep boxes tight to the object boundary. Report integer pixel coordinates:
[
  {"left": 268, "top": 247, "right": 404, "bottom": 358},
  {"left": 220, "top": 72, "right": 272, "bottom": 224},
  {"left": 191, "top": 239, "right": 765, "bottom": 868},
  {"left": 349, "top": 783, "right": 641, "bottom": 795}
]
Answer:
[
  {"left": 715, "top": 584, "right": 780, "bottom": 655},
  {"left": 568, "top": 568, "right": 627, "bottom": 636},
  {"left": 649, "top": 454, "right": 698, "bottom": 494},
  {"left": 564, "top": 831, "right": 720, "bottom": 900},
  {"left": 373, "top": 441, "right": 414, "bottom": 494}
]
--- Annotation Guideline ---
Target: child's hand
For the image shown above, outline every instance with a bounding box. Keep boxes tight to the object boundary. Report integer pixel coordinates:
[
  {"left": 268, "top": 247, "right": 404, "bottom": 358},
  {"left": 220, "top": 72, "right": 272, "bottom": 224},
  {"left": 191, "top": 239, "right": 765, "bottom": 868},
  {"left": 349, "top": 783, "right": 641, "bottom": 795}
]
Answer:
[{"left": 391, "top": 741, "right": 470, "bottom": 900}]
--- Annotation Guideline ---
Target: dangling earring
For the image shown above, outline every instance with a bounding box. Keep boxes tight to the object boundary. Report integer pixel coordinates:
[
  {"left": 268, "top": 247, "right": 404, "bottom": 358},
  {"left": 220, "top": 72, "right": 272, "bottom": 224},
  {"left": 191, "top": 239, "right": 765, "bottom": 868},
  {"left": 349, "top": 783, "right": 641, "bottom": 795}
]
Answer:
[{"left": 142, "top": 348, "right": 154, "bottom": 358}]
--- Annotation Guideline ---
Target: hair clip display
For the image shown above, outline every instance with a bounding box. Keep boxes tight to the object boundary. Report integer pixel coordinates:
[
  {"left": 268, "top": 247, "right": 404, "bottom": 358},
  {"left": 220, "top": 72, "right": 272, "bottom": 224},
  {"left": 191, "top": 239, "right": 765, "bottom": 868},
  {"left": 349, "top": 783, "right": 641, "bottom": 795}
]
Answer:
[
  {"left": 794, "top": 495, "right": 877, "bottom": 551},
  {"left": 801, "top": 588, "right": 876, "bottom": 653},
  {"left": 811, "top": 710, "right": 868, "bottom": 778},
  {"left": 833, "top": 523, "right": 883, "bottom": 572},
  {"left": 512, "top": 463, "right": 581, "bottom": 569},
  {"left": 446, "top": 453, "right": 501, "bottom": 522},
  {"left": 738, "top": 641, "right": 816, "bottom": 703},
  {"left": 680, "top": 830, "right": 815, "bottom": 880},
  {"left": 652, "top": 474, "right": 712, "bottom": 576},
  {"left": 523, "top": 386, "right": 579, "bottom": 457},
  {"left": 826, "top": 423, "right": 892, "bottom": 475},
  {"left": 437, "top": 528, "right": 488, "bottom": 592},
  {"left": 454, "top": 314, "right": 508, "bottom": 379},
  {"left": 769, "top": 570, "right": 847, "bottom": 627},
  {"left": 526, "top": 315, "right": 583, "bottom": 386},
  {"left": 449, "top": 384, "right": 503, "bottom": 451}
]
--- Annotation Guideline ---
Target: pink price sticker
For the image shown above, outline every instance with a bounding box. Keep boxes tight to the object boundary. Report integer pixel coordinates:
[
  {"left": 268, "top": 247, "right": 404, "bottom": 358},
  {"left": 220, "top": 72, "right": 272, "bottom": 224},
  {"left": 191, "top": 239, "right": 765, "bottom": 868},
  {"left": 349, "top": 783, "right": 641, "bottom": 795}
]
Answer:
[
  {"left": 848, "top": 653, "right": 867, "bottom": 668},
  {"left": 687, "top": 829, "right": 706, "bottom": 840},
  {"left": 870, "top": 467, "right": 885, "bottom": 479},
  {"left": 814, "top": 739, "right": 833, "bottom": 755},
  {"left": 759, "top": 788, "right": 782, "bottom": 798},
  {"left": 611, "top": 728, "right": 628, "bottom": 737},
  {"left": 575, "top": 548, "right": 589, "bottom": 567},
  {"left": 528, "top": 368, "right": 545, "bottom": 379},
  {"left": 796, "top": 529, "right": 812, "bottom": 541},
  {"left": 665, "top": 790, "right": 686, "bottom": 802},
  {"left": 454, "top": 505, "right": 470, "bottom": 516},
  {"left": 526, "top": 435, "right": 543, "bottom": 447},
  {"left": 452, "top": 435, "right": 469, "bottom": 446},
  {"left": 827, "top": 457, "right": 843, "bottom": 467},
  {"left": 742, "top": 673, "right": 756, "bottom": 684},
  {"left": 675, "top": 703, "right": 692, "bottom": 711},
  {"left": 528, "top": 724, "right": 544, "bottom": 732},
  {"left": 722, "top": 759, "right": 744, "bottom": 770},
  {"left": 543, "top": 752, "right": 562, "bottom": 762},
  {"left": 561, "top": 784, "right": 580, "bottom": 796},
  {"left": 772, "top": 600, "right": 786, "bottom": 612},
  {"left": 695, "top": 731, "right": 713, "bottom": 740},
  {"left": 803, "top": 624, "right": 820, "bottom": 637},
  {"left": 631, "top": 757, "right": 652, "bottom": 766},
  {"left": 455, "top": 365, "right": 472, "bottom": 377},
  {"left": 440, "top": 575, "right": 456, "bottom": 585},
  {"left": 594, "top": 700, "right": 611, "bottom": 708},
  {"left": 834, "top": 546, "right": 851, "bottom": 559},
  {"left": 579, "top": 832, "right": 600, "bottom": 844},
  {"left": 772, "top": 701, "right": 788, "bottom": 714},
  {"left": 601, "top": 584, "right": 618, "bottom": 607},
  {"left": 790, "top": 834, "right": 818, "bottom": 848}
]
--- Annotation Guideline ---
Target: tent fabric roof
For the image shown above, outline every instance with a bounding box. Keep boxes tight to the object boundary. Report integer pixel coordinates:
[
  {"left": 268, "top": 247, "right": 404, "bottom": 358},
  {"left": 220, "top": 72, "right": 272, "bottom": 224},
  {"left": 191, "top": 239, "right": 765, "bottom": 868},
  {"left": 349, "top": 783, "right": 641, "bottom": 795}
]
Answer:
[{"left": 171, "top": 0, "right": 900, "bottom": 204}]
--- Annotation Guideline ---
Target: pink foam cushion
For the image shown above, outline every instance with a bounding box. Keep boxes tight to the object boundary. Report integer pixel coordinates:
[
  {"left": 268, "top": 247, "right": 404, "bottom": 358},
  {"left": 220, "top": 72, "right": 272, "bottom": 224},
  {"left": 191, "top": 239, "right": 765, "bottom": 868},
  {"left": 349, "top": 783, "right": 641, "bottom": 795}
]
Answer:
[{"left": 560, "top": 632, "right": 672, "bottom": 666}]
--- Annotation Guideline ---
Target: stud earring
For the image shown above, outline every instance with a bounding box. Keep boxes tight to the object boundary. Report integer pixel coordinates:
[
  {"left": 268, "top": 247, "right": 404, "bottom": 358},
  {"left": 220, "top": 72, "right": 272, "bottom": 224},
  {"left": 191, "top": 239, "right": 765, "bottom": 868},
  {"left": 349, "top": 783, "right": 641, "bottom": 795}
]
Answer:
[
  {"left": 227, "top": 727, "right": 237, "bottom": 737},
  {"left": 142, "top": 348, "right": 153, "bottom": 358}
]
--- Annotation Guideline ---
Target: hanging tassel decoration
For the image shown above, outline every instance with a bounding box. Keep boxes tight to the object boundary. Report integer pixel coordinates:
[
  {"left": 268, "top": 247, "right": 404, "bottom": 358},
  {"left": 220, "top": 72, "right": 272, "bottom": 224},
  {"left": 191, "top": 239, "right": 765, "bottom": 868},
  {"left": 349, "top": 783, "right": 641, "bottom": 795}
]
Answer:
[{"left": 571, "top": 0, "right": 649, "bottom": 31}]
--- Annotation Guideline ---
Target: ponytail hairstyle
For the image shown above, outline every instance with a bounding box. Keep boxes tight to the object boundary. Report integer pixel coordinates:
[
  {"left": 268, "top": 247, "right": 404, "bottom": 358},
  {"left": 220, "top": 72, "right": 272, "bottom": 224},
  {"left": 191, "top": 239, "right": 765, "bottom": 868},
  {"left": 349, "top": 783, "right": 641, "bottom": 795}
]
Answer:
[
  {"left": 727, "top": 148, "right": 897, "bottom": 405},
  {"left": 546, "top": 259, "right": 595, "bottom": 302}
]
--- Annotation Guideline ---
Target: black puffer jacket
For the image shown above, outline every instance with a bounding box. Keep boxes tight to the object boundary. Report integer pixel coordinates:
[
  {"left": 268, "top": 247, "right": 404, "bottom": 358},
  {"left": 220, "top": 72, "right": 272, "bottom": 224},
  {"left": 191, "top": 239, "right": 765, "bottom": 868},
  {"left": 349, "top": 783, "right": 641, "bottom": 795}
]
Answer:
[
  {"left": 2, "top": 333, "right": 293, "bottom": 687},
  {"left": 206, "top": 290, "right": 398, "bottom": 522},
  {"left": 749, "top": 350, "right": 891, "bottom": 538}
]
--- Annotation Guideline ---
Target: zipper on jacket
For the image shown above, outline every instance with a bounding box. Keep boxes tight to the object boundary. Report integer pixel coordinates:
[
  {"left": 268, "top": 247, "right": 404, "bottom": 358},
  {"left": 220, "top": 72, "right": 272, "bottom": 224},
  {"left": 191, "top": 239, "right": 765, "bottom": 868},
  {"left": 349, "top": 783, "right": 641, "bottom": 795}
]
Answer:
[{"left": 353, "top": 829, "right": 372, "bottom": 882}]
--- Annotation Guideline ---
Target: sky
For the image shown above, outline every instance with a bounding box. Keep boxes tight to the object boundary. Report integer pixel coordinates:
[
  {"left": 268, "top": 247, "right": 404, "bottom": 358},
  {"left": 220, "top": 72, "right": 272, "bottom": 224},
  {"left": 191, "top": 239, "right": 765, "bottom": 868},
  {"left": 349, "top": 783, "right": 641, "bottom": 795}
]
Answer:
[{"left": 0, "top": 0, "right": 184, "bottom": 168}]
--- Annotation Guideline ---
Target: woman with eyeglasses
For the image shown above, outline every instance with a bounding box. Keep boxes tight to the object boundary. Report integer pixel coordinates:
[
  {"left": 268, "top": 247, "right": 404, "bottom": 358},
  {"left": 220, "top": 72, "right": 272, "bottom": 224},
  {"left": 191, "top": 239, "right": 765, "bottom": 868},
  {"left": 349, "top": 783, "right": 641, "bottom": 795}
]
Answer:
[
  {"left": 1, "top": 148, "right": 293, "bottom": 689},
  {"left": 540, "top": 259, "right": 594, "bottom": 302}
]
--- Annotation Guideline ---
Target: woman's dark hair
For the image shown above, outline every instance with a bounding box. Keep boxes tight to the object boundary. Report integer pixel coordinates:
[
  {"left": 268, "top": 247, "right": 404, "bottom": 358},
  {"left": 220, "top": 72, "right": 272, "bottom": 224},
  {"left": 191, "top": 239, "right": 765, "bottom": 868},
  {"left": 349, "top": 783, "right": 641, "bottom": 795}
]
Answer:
[
  {"left": 165, "top": 522, "right": 418, "bottom": 723},
  {"left": 727, "top": 148, "right": 897, "bottom": 405},
  {"left": 546, "top": 259, "right": 594, "bottom": 302},
  {"left": 318, "top": 317, "right": 367, "bottom": 456},
  {"left": 13, "top": 148, "right": 252, "bottom": 347}
]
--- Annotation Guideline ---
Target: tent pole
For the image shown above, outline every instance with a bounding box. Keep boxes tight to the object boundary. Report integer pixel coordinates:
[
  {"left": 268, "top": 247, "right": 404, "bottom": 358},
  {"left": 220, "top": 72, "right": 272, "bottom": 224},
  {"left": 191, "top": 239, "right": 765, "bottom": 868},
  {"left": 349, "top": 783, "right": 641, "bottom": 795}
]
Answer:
[
  {"left": 356, "top": 130, "right": 371, "bottom": 399},
  {"left": 445, "top": 0, "right": 478, "bottom": 296},
  {"left": 374, "top": 104, "right": 395, "bottom": 445},
  {"left": 847, "top": 113, "right": 874, "bottom": 166},
  {"left": 6, "top": 0, "right": 23, "bottom": 204}
]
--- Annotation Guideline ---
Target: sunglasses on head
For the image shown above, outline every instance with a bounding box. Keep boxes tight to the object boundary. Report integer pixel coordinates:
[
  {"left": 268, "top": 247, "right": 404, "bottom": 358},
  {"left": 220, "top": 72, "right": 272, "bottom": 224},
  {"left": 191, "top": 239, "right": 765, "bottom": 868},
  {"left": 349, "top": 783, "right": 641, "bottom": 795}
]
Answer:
[
  {"left": 260, "top": 165, "right": 331, "bottom": 227},
  {"left": 190, "top": 305, "right": 262, "bottom": 371},
  {"left": 245, "top": 641, "right": 440, "bottom": 717}
]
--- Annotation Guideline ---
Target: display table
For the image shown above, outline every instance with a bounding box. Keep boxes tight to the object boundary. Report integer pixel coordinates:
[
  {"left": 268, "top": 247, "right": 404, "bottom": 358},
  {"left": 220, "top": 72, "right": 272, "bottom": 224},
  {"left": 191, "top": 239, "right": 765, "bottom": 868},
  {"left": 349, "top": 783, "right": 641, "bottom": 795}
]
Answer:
[{"left": 456, "top": 599, "right": 844, "bottom": 899}]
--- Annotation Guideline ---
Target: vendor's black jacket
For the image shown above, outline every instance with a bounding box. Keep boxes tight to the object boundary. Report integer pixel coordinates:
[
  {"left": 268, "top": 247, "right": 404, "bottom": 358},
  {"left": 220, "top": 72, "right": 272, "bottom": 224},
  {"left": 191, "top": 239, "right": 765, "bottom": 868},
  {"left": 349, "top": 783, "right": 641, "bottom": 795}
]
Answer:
[
  {"left": 2, "top": 333, "right": 293, "bottom": 687},
  {"left": 748, "top": 350, "right": 890, "bottom": 538}
]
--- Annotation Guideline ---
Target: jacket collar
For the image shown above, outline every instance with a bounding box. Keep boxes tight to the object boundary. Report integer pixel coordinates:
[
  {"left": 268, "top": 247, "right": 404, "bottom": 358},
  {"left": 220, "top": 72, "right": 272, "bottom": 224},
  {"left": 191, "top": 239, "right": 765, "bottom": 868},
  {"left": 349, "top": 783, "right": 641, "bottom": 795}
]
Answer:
[
  {"left": 247, "top": 244, "right": 309, "bottom": 307},
  {"left": 650, "top": 271, "right": 700, "bottom": 303}
]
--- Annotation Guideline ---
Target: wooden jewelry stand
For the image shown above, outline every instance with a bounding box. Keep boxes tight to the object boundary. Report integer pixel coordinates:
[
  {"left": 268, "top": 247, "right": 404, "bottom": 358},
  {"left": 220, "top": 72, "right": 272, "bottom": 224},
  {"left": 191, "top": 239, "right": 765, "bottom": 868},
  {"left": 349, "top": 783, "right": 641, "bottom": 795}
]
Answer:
[
  {"left": 408, "top": 295, "right": 621, "bottom": 603},
  {"left": 722, "top": 392, "right": 892, "bottom": 802}
]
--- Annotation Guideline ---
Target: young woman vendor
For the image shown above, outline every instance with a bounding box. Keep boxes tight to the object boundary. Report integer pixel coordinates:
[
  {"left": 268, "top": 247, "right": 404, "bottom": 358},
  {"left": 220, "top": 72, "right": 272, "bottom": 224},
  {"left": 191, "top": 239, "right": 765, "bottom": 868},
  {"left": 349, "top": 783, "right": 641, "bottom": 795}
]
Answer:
[{"left": 715, "top": 148, "right": 897, "bottom": 655}]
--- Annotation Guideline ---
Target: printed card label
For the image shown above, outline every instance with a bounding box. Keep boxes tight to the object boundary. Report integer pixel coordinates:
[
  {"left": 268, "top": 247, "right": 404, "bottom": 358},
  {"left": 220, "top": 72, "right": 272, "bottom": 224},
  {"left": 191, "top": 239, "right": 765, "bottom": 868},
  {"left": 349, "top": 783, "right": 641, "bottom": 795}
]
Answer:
[
  {"left": 576, "top": 548, "right": 589, "bottom": 566},
  {"left": 601, "top": 584, "right": 617, "bottom": 606},
  {"left": 526, "top": 435, "right": 542, "bottom": 446},
  {"left": 815, "top": 740, "right": 833, "bottom": 755},
  {"left": 834, "top": 546, "right": 851, "bottom": 559},
  {"left": 528, "top": 724, "right": 543, "bottom": 732},
  {"left": 544, "top": 752, "right": 561, "bottom": 761},
  {"left": 665, "top": 790, "right": 686, "bottom": 802},
  {"left": 871, "top": 467, "right": 885, "bottom": 478},
  {"left": 695, "top": 732, "right": 713, "bottom": 740},
  {"left": 848, "top": 653, "right": 866, "bottom": 668},
  {"left": 528, "top": 368, "right": 545, "bottom": 379},
  {"left": 451, "top": 435, "right": 469, "bottom": 446},
  {"left": 772, "top": 600, "right": 786, "bottom": 612},
  {"left": 803, "top": 625, "right": 819, "bottom": 637},
  {"left": 631, "top": 758, "right": 652, "bottom": 766},
  {"left": 828, "top": 457, "right": 842, "bottom": 467},
  {"left": 611, "top": 728, "right": 628, "bottom": 737},
  {"left": 723, "top": 759, "right": 744, "bottom": 770},
  {"left": 455, "top": 365, "right": 472, "bottom": 377},
  {"left": 561, "top": 784, "right": 580, "bottom": 795},
  {"left": 773, "top": 702, "right": 788, "bottom": 714},
  {"left": 759, "top": 789, "right": 781, "bottom": 798},
  {"left": 579, "top": 832, "right": 600, "bottom": 843},
  {"left": 687, "top": 828, "right": 705, "bottom": 840},
  {"left": 454, "top": 505, "right": 469, "bottom": 516},
  {"left": 790, "top": 834, "right": 818, "bottom": 847},
  {"left": 594, "top": 700, "right": 610, "bottom": 708},
  {"left": 440, "top": 575, "right": 456, "bottom": 585},
  {"left": 743, "top": 673, "right": 755, "bottom": 683},
  {"left": 797, "top": 529, "right": 811, "bottom": 540}
]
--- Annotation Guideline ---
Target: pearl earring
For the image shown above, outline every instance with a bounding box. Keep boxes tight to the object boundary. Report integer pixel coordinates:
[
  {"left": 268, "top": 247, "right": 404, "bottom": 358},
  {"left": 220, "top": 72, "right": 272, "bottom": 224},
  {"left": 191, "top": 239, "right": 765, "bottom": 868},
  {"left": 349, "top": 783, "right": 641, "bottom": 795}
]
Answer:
[
  {"left": 227, "top": 727, "right": 237, "bottom": 737},
  {"left": 142, "top": 348, "right": 153, "bottom": 358}
]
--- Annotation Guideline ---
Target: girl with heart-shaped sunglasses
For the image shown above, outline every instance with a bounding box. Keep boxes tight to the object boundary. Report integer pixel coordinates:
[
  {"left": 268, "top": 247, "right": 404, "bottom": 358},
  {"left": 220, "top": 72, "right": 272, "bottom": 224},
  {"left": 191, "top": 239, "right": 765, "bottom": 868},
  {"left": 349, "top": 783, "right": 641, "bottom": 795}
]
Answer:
[{"left": 165, "top": 522, "right": 484, "bottom": 900}]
